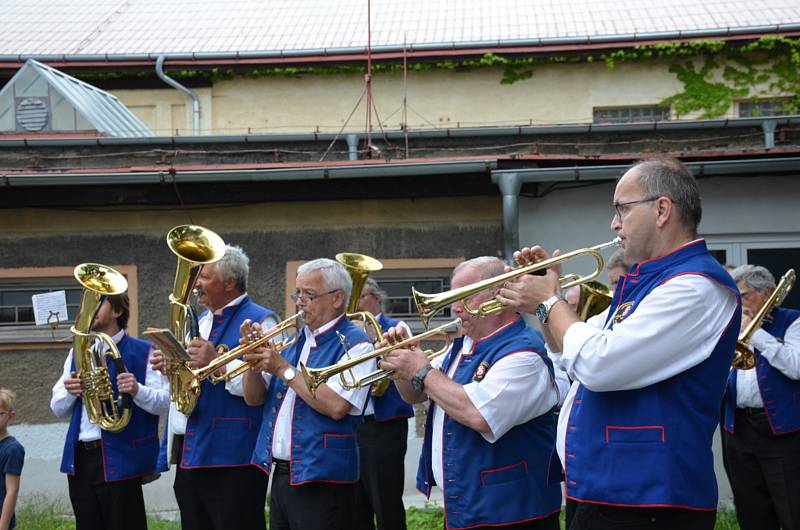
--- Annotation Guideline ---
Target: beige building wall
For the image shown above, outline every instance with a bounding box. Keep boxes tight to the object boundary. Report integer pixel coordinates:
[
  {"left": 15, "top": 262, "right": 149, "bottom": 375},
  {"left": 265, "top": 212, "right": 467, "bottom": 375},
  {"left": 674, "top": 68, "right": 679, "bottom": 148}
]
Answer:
[{"left": 110, "top": 60, "right": 705, "bottom": 136}]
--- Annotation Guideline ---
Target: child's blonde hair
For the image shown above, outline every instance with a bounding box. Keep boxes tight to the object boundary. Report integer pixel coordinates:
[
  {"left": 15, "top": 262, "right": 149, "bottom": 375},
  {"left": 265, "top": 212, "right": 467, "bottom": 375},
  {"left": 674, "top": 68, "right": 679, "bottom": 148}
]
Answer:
[{"left": 0, "top": 388, "right": 17, "bottom": 411}]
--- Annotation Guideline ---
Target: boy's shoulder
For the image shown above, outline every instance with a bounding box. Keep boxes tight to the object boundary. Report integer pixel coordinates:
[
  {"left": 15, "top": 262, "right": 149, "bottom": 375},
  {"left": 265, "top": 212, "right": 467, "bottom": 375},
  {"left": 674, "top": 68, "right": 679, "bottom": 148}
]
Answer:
[{"left": 0, "top": 435, "right": 25, "bottom": 454}]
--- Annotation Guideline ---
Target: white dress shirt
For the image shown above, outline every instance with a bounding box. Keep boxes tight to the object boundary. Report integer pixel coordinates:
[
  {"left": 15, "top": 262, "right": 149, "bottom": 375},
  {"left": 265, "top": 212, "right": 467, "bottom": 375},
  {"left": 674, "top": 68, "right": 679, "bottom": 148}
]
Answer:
[
  {"left": 50, "top": 329, "right": 170, "bottom": 441},
  {"left": 363, "top": 314, "right": 412, "bottom": 416},
  {"left": 269, "top": 314, "right": 376, "bottom": 460},
  {"left": 429, "top": 321, "right": 558, "bottom": 489},
  {"left": 550, "top": 274, "right": 738, "bottom": 466},
  {"left": 735, "top": 317, "right": 800, "bottom": 407}
]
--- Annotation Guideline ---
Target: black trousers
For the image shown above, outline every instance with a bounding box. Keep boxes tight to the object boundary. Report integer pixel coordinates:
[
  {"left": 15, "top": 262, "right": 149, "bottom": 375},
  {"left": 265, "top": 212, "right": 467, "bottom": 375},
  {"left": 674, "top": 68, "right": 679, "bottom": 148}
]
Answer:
[
  {"left": 445, "top": 512, "right": 560, "bottom": 530},
  {"left": 722, "top": 407, "right": 800, "bottom": 530},
  {"left": 269, "top": 459, "right": 357, "bottom": 530},
  {"left": 174, "top": 464, "right": 268, "bottom": 530},
  {"left": 354, "top": 416, "right": 408, "bottom": 530},
  {"left": 568, "top": 502, "right": 715, "bottom": 530},
  {"left": 67, "top": 442, "right": 147, "bottom": 530}
]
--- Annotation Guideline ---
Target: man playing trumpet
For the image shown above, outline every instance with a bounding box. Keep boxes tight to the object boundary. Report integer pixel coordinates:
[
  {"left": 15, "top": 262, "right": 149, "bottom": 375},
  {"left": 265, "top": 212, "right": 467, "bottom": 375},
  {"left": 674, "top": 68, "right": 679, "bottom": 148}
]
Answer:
[
  {"left": 497, "top": 156, "right": 741, "bottom": 530},
  {"left": 241, "top": 258, "right": 376, "bottom": 530},
  {"left": 379, "top": 256, "right": 562, "bottom": 530}
]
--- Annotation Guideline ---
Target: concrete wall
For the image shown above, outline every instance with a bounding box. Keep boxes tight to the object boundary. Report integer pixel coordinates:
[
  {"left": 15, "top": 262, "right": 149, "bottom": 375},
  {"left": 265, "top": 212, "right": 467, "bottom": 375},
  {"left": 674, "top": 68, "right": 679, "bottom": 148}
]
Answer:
[{"left": 112, "top": 61, "right": 701, "bottom": 135}]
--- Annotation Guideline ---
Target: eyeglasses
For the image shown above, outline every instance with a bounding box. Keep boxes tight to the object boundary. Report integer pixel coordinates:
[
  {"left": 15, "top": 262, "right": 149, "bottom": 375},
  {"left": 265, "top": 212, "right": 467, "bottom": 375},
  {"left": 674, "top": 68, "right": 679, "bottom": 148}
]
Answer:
[
  {"left": 290, "top": 289, "right": 340, "bottom": 304},
  {"left": 613, "top": 197, "right": 659, "bottom": 219}
]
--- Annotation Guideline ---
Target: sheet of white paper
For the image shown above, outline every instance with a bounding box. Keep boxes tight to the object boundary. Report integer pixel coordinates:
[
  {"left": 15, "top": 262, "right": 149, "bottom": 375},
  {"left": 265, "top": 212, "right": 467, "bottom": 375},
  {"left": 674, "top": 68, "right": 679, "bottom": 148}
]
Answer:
[{"left": 32, "top": 290, "right": 68, "bottom": 327}]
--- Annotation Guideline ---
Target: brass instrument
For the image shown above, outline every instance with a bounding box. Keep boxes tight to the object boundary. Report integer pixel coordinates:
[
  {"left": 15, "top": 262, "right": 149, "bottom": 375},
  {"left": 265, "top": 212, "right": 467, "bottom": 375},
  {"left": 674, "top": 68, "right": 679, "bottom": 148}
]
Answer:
[
  {"left": 301, "top": 318, "right": 461, "bottom": 396},
  {"left": 203, "top": 312, "right": 303, "bottom": 383},
  {"left": 732, "top": 268, "right": 796, "bottom": 370},
  {"left": 570, "top": 277, "right": 614, "bottom": 321},
  {"left": 335, "top": 252, "right": 389, "bottom": 395},
  {"left": 413, "top": 238, "right": 621, "bottom": 328},
  {"left": 71, "top": 263, "right": 132, "bottom": 433},
  {"left": 165, "top": 224, "right": 226, "bottom": 414}
]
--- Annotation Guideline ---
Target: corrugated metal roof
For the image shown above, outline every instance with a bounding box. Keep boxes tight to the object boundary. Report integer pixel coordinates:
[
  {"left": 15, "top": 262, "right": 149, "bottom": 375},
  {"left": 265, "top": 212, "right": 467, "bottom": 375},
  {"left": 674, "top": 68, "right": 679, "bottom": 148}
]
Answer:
[
  {"left": 0, "top": 0, "right": 798, "bottom": 57},
  {"left": 0, "top": 59, "right": 153, "bottom": 137}
]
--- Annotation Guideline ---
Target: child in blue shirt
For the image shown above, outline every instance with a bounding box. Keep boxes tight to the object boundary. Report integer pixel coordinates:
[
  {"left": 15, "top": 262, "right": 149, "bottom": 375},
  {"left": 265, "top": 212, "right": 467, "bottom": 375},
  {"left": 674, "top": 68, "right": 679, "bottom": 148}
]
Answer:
[{"left": 0, "top": 388, "right": 24, "bottom": 530}]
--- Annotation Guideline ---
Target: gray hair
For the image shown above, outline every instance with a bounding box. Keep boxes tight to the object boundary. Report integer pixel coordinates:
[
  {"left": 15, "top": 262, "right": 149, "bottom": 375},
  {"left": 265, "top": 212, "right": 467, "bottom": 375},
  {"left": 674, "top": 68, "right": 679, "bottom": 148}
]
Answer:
[
  {"left": 363, "top": 277, "right": 387, "bottom": 312},
  {"left": 453, "top": 256, "right": 506, "bottom": 282},
  {"left": 732, "top": 265, "right": 776, "bottom": 293},
  {"left": 216, "top": 244, "right": 250, "bottom": 293},
  {"left": 606, "top": 248, "right": 628, "bottom": 271},
  {"left": 629, "top": 155, "right": 702, "bottom": 234},
  {"left": 298, "top": 258, "right": 352, "bottom": 303}
]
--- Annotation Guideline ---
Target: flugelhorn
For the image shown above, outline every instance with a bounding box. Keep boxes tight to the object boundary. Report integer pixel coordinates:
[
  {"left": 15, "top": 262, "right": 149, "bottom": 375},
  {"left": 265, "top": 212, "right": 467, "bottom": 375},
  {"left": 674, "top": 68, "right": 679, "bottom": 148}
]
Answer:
[
  {"left": 71, "top": 263, "right": 132, "bottom": 432},
  {"left": 413, "top": 238, "right": 621, "bottom": 328},
  {"left": 166, "top": 224, "right": 226, "bottom": 414},
  {"left": 732, "top": 268, "right": 795, "bottom": 370},
  {"left": 300, "top": 318, "right": 461, "bottom": 397}
]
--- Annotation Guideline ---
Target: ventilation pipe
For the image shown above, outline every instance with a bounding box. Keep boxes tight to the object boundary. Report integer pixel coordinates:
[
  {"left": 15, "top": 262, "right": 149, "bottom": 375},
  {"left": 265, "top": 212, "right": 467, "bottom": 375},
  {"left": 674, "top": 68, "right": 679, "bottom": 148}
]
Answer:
[{"left": 156, "top": 55, "right": 201, "bottom": 135}]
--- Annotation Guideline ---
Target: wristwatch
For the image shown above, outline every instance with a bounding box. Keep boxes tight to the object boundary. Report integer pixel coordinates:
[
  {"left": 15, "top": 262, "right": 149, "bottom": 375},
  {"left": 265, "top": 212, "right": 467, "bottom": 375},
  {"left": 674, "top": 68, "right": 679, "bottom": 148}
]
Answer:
[
  {"left": 282, "top": 366, "right": 297, "bottom": 383},
  {"left": 536, "top": 294, "right": 566, "bottom": 324},
  {"left": 411, "top": 364, "right": 434, "bottom": 392}
]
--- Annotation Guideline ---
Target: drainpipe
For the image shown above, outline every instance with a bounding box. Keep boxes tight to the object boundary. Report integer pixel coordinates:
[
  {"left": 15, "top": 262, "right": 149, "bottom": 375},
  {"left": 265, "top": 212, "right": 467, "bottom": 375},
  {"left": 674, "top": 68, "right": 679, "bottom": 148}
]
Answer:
[
  {"left": 346, "top": 134, "right": 359, "bottom": 160},
  {"left": 156, "top": 55, "right": 201, "bottom": 135},
  {"left": 494, "top": 171, "right": 524, "bottom": 264},
  {"left": 762, "top": 119, "right": 777, "bottom": 149}
]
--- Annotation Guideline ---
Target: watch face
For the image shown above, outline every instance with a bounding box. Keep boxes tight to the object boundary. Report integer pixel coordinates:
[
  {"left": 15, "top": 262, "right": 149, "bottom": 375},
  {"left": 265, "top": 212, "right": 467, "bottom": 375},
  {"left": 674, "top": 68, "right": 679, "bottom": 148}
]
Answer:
[
  {"left": 536, "top": 303, "right": 547, "bottom": 322},
  {"left": 283, "top": 367, "right": 297, "bottom": 382}
]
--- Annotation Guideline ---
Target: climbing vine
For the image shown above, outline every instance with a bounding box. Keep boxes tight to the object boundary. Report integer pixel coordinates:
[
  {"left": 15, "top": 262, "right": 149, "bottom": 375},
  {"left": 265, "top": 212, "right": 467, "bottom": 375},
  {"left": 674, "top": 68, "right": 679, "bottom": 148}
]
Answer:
[{"left": 76, "top": 35, "right": 800, "bottom": 119}]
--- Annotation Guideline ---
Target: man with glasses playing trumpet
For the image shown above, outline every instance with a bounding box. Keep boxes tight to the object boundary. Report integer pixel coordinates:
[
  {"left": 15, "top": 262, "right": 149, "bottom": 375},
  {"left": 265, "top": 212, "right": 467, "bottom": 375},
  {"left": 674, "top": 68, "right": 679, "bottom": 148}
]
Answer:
[
  {"left": 240, "top": 258, "right": 376, "bottom": 530},
  {"left": 379, "top": 256, "right": 562, "bottom": 530},
  {"left": 497, "top": 156, "right": 741, "bottom": 530},
  {"left": 152, "top": 244, "right": 277, "bottom": 530}
]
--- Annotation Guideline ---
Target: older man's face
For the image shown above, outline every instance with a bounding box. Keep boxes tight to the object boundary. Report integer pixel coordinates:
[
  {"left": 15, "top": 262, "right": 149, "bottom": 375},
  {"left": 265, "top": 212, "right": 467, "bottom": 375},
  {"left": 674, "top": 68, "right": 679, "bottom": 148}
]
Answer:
[
  {"left": 294, "top": 269, "right": 344, "bottom": 330},
  {"left": 736, "top": 280, "right": 770, "bottom": 317}
]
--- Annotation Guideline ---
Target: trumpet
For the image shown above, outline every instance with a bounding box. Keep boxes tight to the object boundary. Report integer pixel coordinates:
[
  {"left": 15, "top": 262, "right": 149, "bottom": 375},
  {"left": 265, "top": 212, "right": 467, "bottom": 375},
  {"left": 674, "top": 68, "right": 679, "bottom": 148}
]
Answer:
[
  {"left": 413, "top": 238, "right": 621, "bottom": 328},
  {"left": 200, "top": 312, "right": 303, "bottom": 383},
  {"left": 300, "top": 318, "right": 461, "bottom": 397},
  {"left": 732, "top": 268, "right": 795, "bottom": 370}
]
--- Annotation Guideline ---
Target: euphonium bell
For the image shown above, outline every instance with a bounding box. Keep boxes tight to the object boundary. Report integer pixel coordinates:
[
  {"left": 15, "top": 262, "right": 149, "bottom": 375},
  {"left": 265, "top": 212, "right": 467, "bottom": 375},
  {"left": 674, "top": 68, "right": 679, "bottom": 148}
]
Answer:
[
  {"left": 165, "top": 224, "right": 226, "bottom": 414},
  {"left": 71, "top": 263, "right": 132, "bottom": 433}
]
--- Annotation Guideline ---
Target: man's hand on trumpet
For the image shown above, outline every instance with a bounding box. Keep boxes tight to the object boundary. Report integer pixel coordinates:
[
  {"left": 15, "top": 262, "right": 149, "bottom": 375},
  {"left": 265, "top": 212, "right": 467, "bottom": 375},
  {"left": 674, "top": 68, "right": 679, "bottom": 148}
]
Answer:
[
  {"left": 377, "top": 325, "right": 429, "bottom": 381},
  {"left": 497, "top": 246, "right": 563, "bottom": 314},
  {"left": 239, "top": 319, "right": 290, "bottom": 376}
]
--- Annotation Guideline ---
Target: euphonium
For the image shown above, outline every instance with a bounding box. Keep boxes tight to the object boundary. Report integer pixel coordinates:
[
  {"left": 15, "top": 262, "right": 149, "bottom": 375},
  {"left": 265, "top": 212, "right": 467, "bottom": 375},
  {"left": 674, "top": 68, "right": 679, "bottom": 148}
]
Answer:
[
  {"left": 732, "top": 268, "right": 795, "bottom": 370},
  {"left": 165, "top": 224, "right": 226, "bottom": 414},
  {"left": 335, "top": 252, "right": 388, "bottom": 394},
  {"left": 301, "top": 318, "right": 461, "bottom": 397},
  {"left": 563, "top": 276, "right": 614, "bottom": 321},
  {"left": 413, "top": 238, "right": 621, "bottom": 328},
  {"left": 71, "top": 263, "right": 132, "bottom": 433}
]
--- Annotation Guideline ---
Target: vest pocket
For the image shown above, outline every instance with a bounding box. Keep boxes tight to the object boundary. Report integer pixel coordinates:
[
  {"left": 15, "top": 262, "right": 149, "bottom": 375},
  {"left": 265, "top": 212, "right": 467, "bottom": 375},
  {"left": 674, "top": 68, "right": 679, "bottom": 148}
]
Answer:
[
  {"left": 605, "top": 425, "right": 665, "bottom": 444},
  {"left": 323, "top": 433, "right": 355, "bottom": 449},
  {"left": 480, "top": 460, "right": 528, "bottom": 486}
]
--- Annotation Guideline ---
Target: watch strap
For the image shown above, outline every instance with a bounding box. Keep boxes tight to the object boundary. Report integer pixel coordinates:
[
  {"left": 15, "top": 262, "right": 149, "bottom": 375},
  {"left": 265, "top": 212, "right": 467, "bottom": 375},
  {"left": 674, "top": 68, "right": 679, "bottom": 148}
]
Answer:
[
  {"left": 540, "top": 294, "right": 566, "bottom": 324},
  {"left": 412, "top": 364, "right": 434, "bottom": 392}
]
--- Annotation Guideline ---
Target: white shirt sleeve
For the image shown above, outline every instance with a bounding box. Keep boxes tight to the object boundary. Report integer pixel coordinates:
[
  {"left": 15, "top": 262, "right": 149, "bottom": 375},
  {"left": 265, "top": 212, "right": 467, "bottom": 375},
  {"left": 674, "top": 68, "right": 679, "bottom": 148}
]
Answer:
[
  {"left": 325, "top": 340, "right": 376, "bottom": 415},
  {"left": 751, "top": 317, "right": 800, "bottom": 380},
  {"left": 132, "top": 347, "right": 171, "bottom": 415},
  {"left": 462, "top": 351, "right": 558, "bottom": 443},
  {"left": 50, "top": 351, "right": 78, "bottom": 418},
  {"left": 561, "top": 274, "right": 738, "bottom": 392}
]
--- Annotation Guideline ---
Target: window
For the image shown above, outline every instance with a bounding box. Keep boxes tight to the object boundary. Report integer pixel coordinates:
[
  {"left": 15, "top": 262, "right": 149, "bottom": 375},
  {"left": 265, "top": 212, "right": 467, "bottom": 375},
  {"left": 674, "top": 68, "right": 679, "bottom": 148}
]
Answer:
[
  {"left": 738, "top": 98, "right": 792, "bottom": 118},
  {"left": 706, "top": 237, "right": 800, "bottom": 309},
  {"left": 593, "top": 106, "right": 670, "bottom": 124},
  {"left": 0, "top": 266, "right": 138, "bottom": 347}
]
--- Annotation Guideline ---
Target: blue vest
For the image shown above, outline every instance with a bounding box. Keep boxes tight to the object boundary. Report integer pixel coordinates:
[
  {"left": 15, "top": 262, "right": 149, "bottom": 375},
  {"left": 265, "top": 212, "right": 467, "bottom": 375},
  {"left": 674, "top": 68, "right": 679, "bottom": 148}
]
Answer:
[
  {"left": 724, "top": 307, "right": 800, "bottom": 435},
  {"left": 60, "top": 335, "right": 160, "bottom": 481},
  {"left": 417, "top": 317, "right": 562, "bottom": 529},
  {"left": 371, "top": 314, "right": 415, "bottom": 421},
  {"left": 178, "top": 296, "right": 273, "bottom": 468},
  {"left": 251, "top": 314, "right": 369, "bottom": 484},
  {"left": 564, "top": 240, "right": 740, "bottom": 510}
]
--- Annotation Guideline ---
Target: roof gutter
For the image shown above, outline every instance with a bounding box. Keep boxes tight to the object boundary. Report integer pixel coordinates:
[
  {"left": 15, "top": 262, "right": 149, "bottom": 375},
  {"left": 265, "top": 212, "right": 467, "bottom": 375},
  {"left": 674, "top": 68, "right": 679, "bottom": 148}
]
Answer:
[
  {"left": 1, "top": 116, "right": 797, "bottom": 148},
  {"left": 1, "top": 24, "right": 798, "bottom": 65},
  {"left": 491, "top": 156, "right": 800, "bottom": 260},
  {"left": 155, "top": 55, "right": 201, "bottom": 135},
  {"left": 0, "top": 159, "right": 496, "bottom": 187}
]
